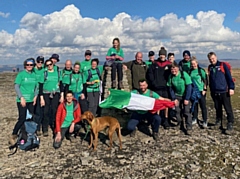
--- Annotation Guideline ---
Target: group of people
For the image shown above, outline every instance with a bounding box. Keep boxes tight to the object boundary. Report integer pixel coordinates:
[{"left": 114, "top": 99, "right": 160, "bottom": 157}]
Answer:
[{"left": 9, "top": 37, "right": 235, "bottom": 149}]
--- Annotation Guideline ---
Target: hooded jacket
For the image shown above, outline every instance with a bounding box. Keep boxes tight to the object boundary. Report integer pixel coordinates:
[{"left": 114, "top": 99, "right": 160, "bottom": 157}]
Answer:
[{"left": 55, "top": 98, "right": 81, "bottom": 133}]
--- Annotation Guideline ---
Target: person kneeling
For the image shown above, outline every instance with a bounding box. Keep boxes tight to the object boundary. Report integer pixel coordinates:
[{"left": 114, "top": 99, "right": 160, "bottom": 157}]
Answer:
[
  {"left": 53, "top": 91, "right": 81, "bottom": 149},
  {"left": 127, "top": 79, "right": 170, "bottom": 141}
]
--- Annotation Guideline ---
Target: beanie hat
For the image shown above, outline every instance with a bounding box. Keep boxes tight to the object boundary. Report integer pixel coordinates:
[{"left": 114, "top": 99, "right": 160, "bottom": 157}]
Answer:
[
  {"left": 159, "top": 47, "right": 167, "bottom": 56},
  {"left": 183, "top": 50, "right": 191, "bottom": 57},
  {"left": 148, "top": 51, "right": 155, "bottom": 57},
  {"left": 85, "top": 50, "right": 92, "bottom": 56}
]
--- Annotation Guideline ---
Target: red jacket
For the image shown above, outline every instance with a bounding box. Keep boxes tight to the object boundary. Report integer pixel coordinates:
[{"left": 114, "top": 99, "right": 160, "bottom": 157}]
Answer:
[{"left": 55, "top": 99, "right": 81, "bottom": 133}]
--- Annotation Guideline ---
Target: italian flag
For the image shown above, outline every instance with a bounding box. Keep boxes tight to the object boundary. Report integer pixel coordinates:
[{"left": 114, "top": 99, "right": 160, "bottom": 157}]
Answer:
[{"left": 99, "top": 89, "right": 175, "bottom": 113}]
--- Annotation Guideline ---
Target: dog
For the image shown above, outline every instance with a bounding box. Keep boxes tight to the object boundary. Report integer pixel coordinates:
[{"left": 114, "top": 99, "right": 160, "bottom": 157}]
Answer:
[{"left": 81, "top": 111, "right": 122, "bottom": 151}]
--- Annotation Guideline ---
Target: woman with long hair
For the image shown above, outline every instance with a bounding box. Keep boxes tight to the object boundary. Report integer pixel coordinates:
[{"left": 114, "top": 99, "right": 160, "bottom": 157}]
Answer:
[{"left": 106, "top": 37, "right": 124, "bottom": 89}]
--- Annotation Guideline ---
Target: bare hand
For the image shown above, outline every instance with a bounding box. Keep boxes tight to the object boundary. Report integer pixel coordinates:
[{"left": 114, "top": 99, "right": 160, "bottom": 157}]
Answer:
[
  {"left": 40, "top": 98, "right": 45, "bottom": 107},
  {"left": 59, "top": 96, "right": 64, "bottom": 103},
  {"left": 55, "top": 133, "right": 61, "bottom": 143},
  {"left": 20, "top": 97, "right": 26, "bottom": 107},
  {"left": 80, "top": 94, "right": 85, "bottom": 100},
  {"left": 174, "top": 99, "right": 179, "bottom": 106},
  {"left": 229, "top": 89, "right": 234, "bottom": 96},
  {"left": 202, "top": 91, "right": 206, "bottom": 96},
  {"left": 33, "top": 96, "right": 37, "bottom": 106},
  {"left": 69, "top": 123, "right": 75, "bottom": 133},
  {"left": 184, "top": 100, "right": 189, "bottom": 105},
  {"left": 123, "top": 65, "right": 127, "bottom": 70}
]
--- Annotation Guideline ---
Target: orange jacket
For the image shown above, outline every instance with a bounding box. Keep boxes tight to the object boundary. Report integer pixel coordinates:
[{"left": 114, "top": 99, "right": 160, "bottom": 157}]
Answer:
[{"left": 55, "top": 99, "right": 81, "bottom": 133}]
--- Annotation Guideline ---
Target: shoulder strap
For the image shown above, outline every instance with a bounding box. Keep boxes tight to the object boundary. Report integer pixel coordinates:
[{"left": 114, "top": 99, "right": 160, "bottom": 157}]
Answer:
[
  {"left": 69, "top": 73, "right": 73, "bottom": 85},
  {"left": 220, "top": 62, "right": 226, "bottom": 74},
  {"left": 87, "top": 69, "right": 92, "bottom": 82},
  {"left": 56, "top": 66, "right": 60, "bottom": 81},
  {"left": 44, "top": 70, "right": 48, "bottom": 81},
  {"left": 149, "top": 90, "right": 153, "bottom": 98},
  {"left": 96, "top": 68, "right": 102, "bottom": 80}
]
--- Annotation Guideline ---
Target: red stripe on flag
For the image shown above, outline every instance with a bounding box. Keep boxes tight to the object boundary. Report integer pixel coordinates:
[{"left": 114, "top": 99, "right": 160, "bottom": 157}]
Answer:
[{"left": 149, "top": 99, "right": 175, "bottom": 113}]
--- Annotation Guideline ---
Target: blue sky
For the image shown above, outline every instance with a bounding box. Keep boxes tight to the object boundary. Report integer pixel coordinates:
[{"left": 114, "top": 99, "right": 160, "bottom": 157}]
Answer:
[{"left": 0, "top": 0, "right": 240, "bottom": 65}]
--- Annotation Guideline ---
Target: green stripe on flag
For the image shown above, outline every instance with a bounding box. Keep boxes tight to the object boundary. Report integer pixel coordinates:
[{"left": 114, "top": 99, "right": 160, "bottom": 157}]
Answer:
[{"left": 99, "top": 89, "right": 131, "bottom": 109}]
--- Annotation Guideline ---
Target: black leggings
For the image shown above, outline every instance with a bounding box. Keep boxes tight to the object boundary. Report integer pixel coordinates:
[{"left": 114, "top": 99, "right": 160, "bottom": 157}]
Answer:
[
  {"left": 111, "top": 62, "right": 123, "bottom": 81},
  {"left": 193, "top": 94, "right": 207, "bottom": 122}
]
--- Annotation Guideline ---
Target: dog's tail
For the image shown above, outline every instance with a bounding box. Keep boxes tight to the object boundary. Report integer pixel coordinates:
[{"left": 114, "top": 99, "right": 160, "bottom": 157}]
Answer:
[{"left": 116, "top": 125, "right": 122, "bottom": 150}]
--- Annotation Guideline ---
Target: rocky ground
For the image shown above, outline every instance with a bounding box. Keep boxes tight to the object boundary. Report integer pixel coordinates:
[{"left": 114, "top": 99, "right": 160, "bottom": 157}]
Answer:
[{"left": 0, "top": 72, "right": 240, "bottom": 179}]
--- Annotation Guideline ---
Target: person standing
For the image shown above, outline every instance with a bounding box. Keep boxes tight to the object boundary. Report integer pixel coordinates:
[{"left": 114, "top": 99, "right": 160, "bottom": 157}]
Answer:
[
  {"left": 145, "top": 51, "right": 155, "bottom": 67},
  {"left": 61, "top": 59, "right": 73, "bottom": 95},
  {"left": 106, "top": 38, "right": 124, "bottom": 89},
  {"left": 84, "top": 58, "right": 103, "bottom": 116},
  {"left": 33, "top": 56, "right": 45, "bottom": 135},
  {"left": 123, "top": 52, "right": 147, "bottom": 90},
  {"left": 167, "top": 53, "right": 175, "bottom": 63},
  {"left": 189, "top": 57, "right": 208, "bottom": 128},
  {"left": 69, "top": 62, "right": 88, "bottom": 114},
  {"left": 167, "top": 62, "right": 193, "bottom": 135},
  {"left": 146, "top": 47, "right": 172, "bottom": 129},
  {"left": 39, "top": 59, "right": 64, "bottom": 136},
  {"left": 9, "top": 58, "right": 38, "bottom": 145},
  {"left": 207, "top": 52, "right": 235, "bottom": 135},
  {"left": 80, "top": 50, "right": 92, "bottom": 74},
  {"left": 179, "top": 50, "right": 191, "bottom": 73}
]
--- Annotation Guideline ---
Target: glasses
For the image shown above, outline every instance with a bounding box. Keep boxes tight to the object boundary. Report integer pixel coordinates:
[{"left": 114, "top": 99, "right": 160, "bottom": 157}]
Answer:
[
  {"left": 26, "top": 64, "right": 34, "bottom": 66},
  {"left": 46, "top": 63, "right": 53, "bottom": 67},
  {"left": 37, "top": 61, "right": 43, "bottom": 64}
]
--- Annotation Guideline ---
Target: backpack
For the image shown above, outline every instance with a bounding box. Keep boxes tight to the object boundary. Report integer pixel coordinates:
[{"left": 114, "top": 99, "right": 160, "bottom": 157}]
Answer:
[
  {"left": 209, "top": 62, "right": 236, "bottom": 82},
  {"left": 8, "top": 120, "right": 40, "bottom": 156},
  {"left": 170, "top": 71, "right": 201, "bottom": 113},
  {"left": 44, "top": 65, "right": 61, "bottom": 82},
  {"left": 189, "top": 66, "right": 208, "bottom": 86},
  {"left": 86, "top": 68, "right": 102, "bottom": 82}
]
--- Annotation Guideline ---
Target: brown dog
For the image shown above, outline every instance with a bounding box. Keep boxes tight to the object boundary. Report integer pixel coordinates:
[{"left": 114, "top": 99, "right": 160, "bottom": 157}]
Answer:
[{"left": 81, "top": 111, "right": 122, "bottom": 151}]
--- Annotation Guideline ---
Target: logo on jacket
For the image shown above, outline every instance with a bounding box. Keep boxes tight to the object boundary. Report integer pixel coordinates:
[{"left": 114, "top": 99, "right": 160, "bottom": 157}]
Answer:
[{"left": 165, "top": 66, "right": 169, "bottom": 70}]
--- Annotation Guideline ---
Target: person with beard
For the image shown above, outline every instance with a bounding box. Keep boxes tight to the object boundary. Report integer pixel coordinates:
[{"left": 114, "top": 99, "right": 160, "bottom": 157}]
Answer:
[{"left": 146, "top": 47, "right": 172, "bottom": 129}]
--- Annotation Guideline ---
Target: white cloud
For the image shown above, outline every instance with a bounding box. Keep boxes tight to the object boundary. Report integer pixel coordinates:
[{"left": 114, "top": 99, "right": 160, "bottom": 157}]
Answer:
[
  {"left": 0, "top": 4, "right": 240, "bottom": 64},
  {"left": 0, "top": 11, "right": 10, "bottom": 18},
  {"left": 235, "top": 13, "right": 240, "bottom": 22}
]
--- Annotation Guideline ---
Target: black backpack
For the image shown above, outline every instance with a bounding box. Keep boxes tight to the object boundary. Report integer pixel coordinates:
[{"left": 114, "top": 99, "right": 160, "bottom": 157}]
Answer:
[
  {"left": 86, "top": 68, "right": 102, "bottom": 82},
  {"left": 8, "top": 119, "right": 40, "bottom": 156}
]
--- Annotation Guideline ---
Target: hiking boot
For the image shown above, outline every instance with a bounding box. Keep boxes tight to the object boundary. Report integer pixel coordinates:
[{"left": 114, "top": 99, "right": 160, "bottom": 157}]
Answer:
[
  {"left": 213, "top": 120, "right": 221, "bottom": 129},
  {"left": 43, "top": 131, "right": 49, "bottom": 137},
  {"left": 152, "top": 132, "right": 160, "bottom": 141},
  {"left": 118, "top": 81, "right": 124, "bottom": 89},
  {"left": 225, "top": 123, "right": 233, "bottom": 135},
  {"left": 186, "top": 128, "right": 192, "bottom": 136},
  {"left": 192, "top": 118, "right": 197, "bottom": 125},
  {"left": 9, "top": 134, "right": 17, "bottom": 145},
  {"left": 202, "top": 122, "right": 208, "bottom": 129},
  {"left": 36, "top": 131, "right": 42, "bottom": 136},
  {"left": 130, "top": 130, "right": 136, "bottom": 137},
  {"left": 163, "top": 118, "right": 171, "bottom": 130},
  {"left": 112, "top": 80, "right": 116, "bottom": 89}
]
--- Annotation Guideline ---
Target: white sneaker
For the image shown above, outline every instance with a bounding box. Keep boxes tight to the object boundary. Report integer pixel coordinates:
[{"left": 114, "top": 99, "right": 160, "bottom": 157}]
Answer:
[
  {"left": 192, "top": 119, "right": 197, "bottom": 125},
  {"left": 203, "top": 122, "right": 208, "bottom": 128}
]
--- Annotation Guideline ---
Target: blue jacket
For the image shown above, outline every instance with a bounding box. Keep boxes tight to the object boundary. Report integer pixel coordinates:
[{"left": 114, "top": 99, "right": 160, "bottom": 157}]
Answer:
[{"left": 208, "top": 61, "right": 235, "bottom": 93}]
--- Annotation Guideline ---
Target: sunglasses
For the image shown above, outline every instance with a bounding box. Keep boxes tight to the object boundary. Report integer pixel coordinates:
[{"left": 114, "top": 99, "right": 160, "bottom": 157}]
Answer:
[
  {"left": 46, "top": 63, "right": 53, "bottom": 67},
  {"left": 37, "top": 61, "right": 43, "bottom": 64},
  {"left": 26, "top": 64, "right": 34, "bottom": 66}
]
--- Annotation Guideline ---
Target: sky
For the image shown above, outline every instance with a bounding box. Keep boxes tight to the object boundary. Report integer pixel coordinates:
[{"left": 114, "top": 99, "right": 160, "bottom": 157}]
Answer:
[{"left": 0, "top": 0, "right": 240, "bottom": 65}]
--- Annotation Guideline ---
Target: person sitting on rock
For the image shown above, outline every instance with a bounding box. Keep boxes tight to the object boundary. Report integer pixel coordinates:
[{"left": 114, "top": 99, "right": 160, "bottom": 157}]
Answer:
[
  {"left": 105, "top": 37, "right": 124, "bottom": 89},
  {"left": 53, "top": 90, "right": 81, "bottom": 149},
  {"left": 127, "top": 79, "right": 171, "bottom": 141}
]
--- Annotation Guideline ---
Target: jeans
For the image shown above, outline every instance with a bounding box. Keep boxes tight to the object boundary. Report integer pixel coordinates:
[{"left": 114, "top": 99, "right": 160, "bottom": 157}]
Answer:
[
  {"left": 175, "top": 95, "right": 192, "bottom": 129},
  {"left": 211, "top": 92, "right": 234, "bottom": 124},
  {"left": 53, "top": 123, "right": 81, "bottom": 149},
  {"left": 193, "top": 93, "right": 207, "bottom": 122},
  {"left": 87, "top": 91, "right": 100, "bottom": 116},
  {"left": 111, "top": 62, "right": 123, "bottom": 81},
  {"left": 127, "top": 111, "right": 161, "bottom": 133},
  {"left": 42, "top": 93, "right": 60, "bottom": 133},
  {"left": 12, "top": 102, "right": 34, "bottom": 135}
]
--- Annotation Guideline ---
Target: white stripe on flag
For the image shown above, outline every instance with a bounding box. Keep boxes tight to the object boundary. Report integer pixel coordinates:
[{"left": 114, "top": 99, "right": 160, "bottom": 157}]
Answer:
[{"left": 125, "top": 93, "right": 155, "bottom": 111}]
